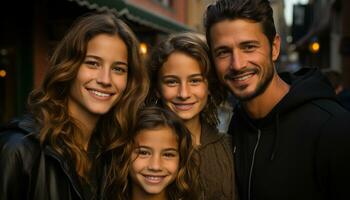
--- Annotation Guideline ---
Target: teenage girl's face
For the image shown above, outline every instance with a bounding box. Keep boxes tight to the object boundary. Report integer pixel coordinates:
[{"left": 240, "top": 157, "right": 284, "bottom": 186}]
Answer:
[
  {"left": 130, "top": 126, "right": 179, "bottom": 199},
  {"left": 68, "top": 34, "right": 128, "bottom": 120},
  {"left": 158, "top": 52, "right": 208, "bottom": 124}
]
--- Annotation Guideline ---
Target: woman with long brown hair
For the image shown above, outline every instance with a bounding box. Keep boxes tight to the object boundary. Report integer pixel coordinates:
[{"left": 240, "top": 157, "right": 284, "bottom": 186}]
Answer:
[{"left": 0, "top": 12, "right": 148, "bottom": 200}]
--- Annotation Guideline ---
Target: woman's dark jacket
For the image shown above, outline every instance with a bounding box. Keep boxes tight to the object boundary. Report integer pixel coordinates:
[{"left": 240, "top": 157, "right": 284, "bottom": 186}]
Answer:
[
  {"left": 229, "top": 68, "right": 350, "bottom": 200},
  {"left": 0, "top": 115, "right": 106, "bottom": 200}
]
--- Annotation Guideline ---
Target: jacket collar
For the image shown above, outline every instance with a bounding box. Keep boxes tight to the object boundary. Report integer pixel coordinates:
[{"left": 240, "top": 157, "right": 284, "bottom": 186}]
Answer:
[
  {"left": 43, "top": 146, "right": 85, "bottom": 199},
  {"left": 200, "top": 121, "right": 224, "bottom": 148}
]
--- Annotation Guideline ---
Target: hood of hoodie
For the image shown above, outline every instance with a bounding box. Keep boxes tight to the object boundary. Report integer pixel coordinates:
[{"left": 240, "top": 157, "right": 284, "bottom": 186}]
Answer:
[
  {"left": 236, "top": 68, "right": 336, "bottom": 126},
  {"left": 234, "top": 68, "right": 337, "bottom": 160},
  {"left": 276, "top": 67, "right": 336, "bottom": 115}
]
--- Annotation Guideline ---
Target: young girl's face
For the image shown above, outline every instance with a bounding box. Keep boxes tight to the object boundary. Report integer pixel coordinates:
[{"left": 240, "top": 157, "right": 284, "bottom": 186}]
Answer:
[
  {"left": 68, "top": 33, "right": 128, "bottom": 120},
  {"left": 130, "top": 126, "right": 179, "bottom": 198},
  {"left": 158, "top": 52, "right": 208, "bottom": 123}
]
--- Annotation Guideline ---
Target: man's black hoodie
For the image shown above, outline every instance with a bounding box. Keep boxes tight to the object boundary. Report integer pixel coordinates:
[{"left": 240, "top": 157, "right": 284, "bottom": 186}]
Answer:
[{"left": 229, "top": 68, "right": 350, "bottom": 200}]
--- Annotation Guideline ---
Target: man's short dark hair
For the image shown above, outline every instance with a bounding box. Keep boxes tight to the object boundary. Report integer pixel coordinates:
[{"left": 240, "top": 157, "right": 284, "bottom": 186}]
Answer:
[{"left": 204, "top": 0, "right": 276, "bottom": 47}]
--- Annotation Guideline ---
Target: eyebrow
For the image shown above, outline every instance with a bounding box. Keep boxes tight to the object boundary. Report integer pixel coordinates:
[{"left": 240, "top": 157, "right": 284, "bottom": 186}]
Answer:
[
  {"left": 213, "top": 46, "right": 230, "bottom": 53},
  {"left": 213, "top": 40, "right": 260, "bottom": 52},
  {"left": 240, "top": 40, "right": 260, "bottom": 46},
  {"left": 162, "top": 74, "right": 203, "bottom": 79},
  {"left": 137, "top": 146, "right": 178, "bottom": 152},
  {"left": 85, "top": 55, "right": 128, "bottom": 66}
]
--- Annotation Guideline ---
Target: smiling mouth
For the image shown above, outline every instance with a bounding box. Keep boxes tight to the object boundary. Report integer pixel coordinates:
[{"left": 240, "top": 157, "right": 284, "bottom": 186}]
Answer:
[
  {"left": 173, "top": 103, "right": 195, "bottom": 111},
  {"left": 225, "top": 70, "right": 257, "bottom": 82},
  {"left": 232, "top": 73, "right": 254, "bottom": 81},
  {"left": 143, "top": 175, "right": 165, "bottom": 184},
  {"left": 88, "top": 89, "right": 114, "bottom": 98}
]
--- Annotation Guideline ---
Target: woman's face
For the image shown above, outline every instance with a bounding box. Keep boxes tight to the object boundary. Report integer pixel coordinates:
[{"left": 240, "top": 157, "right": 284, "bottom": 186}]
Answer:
[
  {"left": 68, "top": 33, "right": 128, "bottom": 120},
  {"left": 158, "top": 52, "right": 208, "bottom": 124},
  {"left": 130, "top": 126, "right": 179, "bottom": 198}
]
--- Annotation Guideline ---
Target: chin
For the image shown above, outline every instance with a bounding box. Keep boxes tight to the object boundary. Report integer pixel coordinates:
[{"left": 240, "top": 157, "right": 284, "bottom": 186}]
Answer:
[
  {"left": 178, "top": 113, "right": 196, "bottom": 121},
  {"left": 89, "top": 108, "right": 111, "bottom": 115}
]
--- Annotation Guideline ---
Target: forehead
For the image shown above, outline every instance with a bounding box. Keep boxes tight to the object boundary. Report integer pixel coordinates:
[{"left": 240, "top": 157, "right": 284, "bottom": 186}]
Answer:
[
  {"left": 160, "top": 52, "right": 203, "bottom": 75},
  {"left": 86, "top": 33, "right": 128, "bottom": 60},
  {"left": 209, "top": 19, "right": 267, "bottom": 48},
  {"left": 135, "top": 126, "right": 178, "bottom": 147}
]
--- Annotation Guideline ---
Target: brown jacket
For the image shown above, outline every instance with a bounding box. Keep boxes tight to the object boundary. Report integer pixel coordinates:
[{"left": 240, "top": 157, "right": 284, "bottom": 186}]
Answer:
[{"left": 198, "top": 122, "right": 237, "bottom": 200}]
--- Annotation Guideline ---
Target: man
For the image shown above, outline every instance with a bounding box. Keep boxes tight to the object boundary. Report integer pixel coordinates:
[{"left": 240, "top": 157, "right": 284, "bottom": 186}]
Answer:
[{"left": 204, "top": 0, "right": 350, "bottom": 199}]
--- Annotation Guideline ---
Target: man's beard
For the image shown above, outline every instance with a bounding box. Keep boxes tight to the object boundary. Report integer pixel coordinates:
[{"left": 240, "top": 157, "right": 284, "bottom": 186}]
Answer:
[{"left": 224, "top": 62, "right": 275, "bottom": 102}]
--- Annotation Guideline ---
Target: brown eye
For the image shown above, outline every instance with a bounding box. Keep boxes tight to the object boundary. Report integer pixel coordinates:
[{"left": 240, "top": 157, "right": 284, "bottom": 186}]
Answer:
[
  {"left": 136, "top": 148, "right": 151, "bottom": 157},
  {"left": 112, "top": 66, "right": 127, "bottom": 74},
  {"left": 164, "top": 79, "right": 179, "bottom": 87},
  {"left": 189, "top": 78, "right": 203, "bottom": 85},
  {"left": 84, "top": 60, "right": 100, "bottom": 68},
  {"left": 215, "top": 49, "right": 230, "bottom": 58}
]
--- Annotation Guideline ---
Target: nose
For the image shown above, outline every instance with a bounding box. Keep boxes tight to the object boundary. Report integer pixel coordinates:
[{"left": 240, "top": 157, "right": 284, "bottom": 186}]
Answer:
[
  {"left": 96, "top": 67, "right": 111, "bottom": 86},
  {"left": 231, "top": 50, "right": 245, "bottom": 71},
  {"left": 177, "top": 83, "right": 191, "bottom": 99},
  {"left": 148, "top": 155, "right": 161, "bottom": 171}
]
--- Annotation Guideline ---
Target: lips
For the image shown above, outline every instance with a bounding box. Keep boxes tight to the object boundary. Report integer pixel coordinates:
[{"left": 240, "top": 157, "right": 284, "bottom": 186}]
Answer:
[
  {"left": 143, "top": 175, "right": 165, "bottom": 184},
  {"left": 87, "top": 88, "right": 115, "bottom": 99},
  {"left": 173, "top": 103, "right": 195, "bottom": 111},
  {"left": 232, "top": 73, "right": 254, "bottom": 81},
  {"left": 225, "top": 69, "right": 258, "bottom": 83}
]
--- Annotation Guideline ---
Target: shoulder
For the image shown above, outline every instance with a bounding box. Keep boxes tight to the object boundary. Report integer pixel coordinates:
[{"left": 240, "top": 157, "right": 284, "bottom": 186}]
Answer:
[
  {"left": 309, "top": 99, "right": 350, "bottom": 128},
  {"left": 0, "top": 116, "right": 41, "bottom": 166}
]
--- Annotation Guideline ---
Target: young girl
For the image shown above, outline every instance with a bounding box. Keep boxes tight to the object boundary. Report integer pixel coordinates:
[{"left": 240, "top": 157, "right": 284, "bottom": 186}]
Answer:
[
  {"left": 0, "top": 12, "right": 148, "bottom": 200},
  {"left": 147, "top": 32, "right": 237, "bottom": 199},
  {"left": 118, "top": 106, "right": 199, "bottom": 200}
]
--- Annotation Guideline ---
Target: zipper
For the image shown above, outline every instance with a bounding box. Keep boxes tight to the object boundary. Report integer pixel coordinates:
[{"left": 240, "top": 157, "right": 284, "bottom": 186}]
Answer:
[{"left": 248, "top": 129, "right": 261, "bottom": 200}]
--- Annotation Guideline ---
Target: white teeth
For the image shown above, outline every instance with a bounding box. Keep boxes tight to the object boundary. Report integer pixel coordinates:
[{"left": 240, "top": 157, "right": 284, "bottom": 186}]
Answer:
[
  {"left": 145, "top": 176, "right": 162, "bottom": 181},
  {"left": 144, "top": 176, "right": 163, "bottom": 183},
  {"left": 91, "top": 90, "right": 110, "bottom": 97},
  {"left": 235, "top": 74, "right": 253, "bottom": 81}
]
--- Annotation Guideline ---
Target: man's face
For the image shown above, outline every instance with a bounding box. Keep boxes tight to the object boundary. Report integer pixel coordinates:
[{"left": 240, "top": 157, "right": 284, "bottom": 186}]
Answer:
[{"left": 210, "top": 19, "right": 280, "bottom": 101}]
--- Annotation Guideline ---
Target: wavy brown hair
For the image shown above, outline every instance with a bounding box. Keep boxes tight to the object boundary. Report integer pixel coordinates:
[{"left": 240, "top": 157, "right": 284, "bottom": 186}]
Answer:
[
  {"left": 147, "top": 32, "right": 220, "bottom": 127},
  {"left": 116, "top": 106, "right": 200, "bottom": 200},
  {"left": 27, "top": 12, "right": 149, "bottom": 193}
]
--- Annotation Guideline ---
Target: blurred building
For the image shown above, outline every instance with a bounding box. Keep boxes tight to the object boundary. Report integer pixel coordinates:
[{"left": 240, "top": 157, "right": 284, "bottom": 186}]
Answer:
[
  {"left": 290, "top": 0, "right": 350, "bottom": 87},
  {"left": 186, "top": 0, "right": 215, "bottom": 33},
  {"left": 0, "top": 0, "right": 190, "bottom": 123},
  {"left": 270, "top": 0, "right": 289, "bottom": 72}
]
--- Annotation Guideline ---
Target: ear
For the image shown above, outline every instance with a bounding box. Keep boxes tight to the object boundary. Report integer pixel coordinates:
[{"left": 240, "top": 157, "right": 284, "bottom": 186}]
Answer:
[{"left": 271, "top": 34, "right": 281, "bottom": 61}]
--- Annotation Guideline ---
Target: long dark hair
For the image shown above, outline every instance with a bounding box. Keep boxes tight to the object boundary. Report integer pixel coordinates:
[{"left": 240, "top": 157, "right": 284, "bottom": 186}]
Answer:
[{"left": 28, "top": 11, "right": 149, "bottom": 189}]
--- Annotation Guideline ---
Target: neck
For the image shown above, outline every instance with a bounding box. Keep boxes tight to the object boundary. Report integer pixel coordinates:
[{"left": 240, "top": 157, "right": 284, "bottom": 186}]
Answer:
[
  {"left": 243, "top": 74, "right": 290, "bottom": 119},
  {"left": 184, "top": 115, "right": 201, "bottom": 146},
  {"left": 69, "top": 108, "right": 99, "bottom": 151},
  {"left": 78, "top": 113, "right": 99, "bottom": 151}
]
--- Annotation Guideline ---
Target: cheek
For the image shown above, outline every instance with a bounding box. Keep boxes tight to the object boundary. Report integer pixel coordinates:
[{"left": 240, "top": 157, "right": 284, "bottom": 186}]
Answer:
[
  {"left": 215, "top": 61, "right": 228, "bottom": 77},
  {"left": 197, "top": 85, "right": 209, "bottom": 101},
  {"left": 167, "top": 159, "right": 180, "bottom": 174},
  {"left": 131, "top": 157, "right": 144, "bottom": 173},
  {"left": 160, "top": 86, "right": 177, "bottom": 101},
  {"left": 113, "top": 75, "right": 128, "bottom": 92}
]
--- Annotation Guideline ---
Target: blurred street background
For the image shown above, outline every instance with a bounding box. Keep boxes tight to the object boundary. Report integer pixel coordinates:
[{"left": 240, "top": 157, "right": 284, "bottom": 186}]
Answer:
[{"left": 1, "top": 0, "right": 349, "bottom": 124}]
